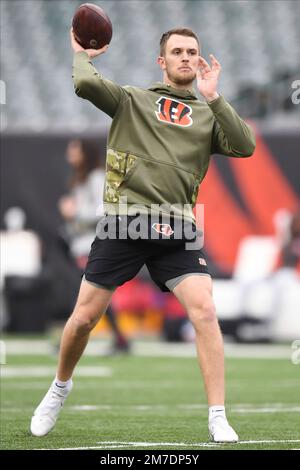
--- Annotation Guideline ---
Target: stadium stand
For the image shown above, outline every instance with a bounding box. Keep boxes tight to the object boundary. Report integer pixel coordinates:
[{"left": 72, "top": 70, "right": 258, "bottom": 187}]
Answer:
[{"left": 1, "top": 0, "right": 300, "bottom": 133}]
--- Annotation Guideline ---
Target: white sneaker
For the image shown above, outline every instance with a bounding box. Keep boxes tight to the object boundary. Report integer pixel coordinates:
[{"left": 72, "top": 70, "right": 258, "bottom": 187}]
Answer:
[
  {"left": 209, "top": 416, "right": 239, "bottom": 443},
  {"left": 30, "top": 380, "right": 73, "bottom": 437}
]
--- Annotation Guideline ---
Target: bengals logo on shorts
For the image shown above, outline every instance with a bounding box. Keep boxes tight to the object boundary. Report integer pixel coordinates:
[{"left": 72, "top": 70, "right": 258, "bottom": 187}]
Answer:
[
  {"left": 155, "top": 96, "right": 193, "bottom": 127},
  {"left": 152, "top": 223, "right": 174, "bottom": 236}
]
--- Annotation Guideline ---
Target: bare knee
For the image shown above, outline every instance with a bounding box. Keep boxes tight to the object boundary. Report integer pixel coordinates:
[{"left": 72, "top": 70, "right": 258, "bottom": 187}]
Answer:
[
  {"left": 69, "top": 304, "right": 102, "bottom": 336},
  {"left": 188, "top": 300, "right": 217, "bottom": 332}
]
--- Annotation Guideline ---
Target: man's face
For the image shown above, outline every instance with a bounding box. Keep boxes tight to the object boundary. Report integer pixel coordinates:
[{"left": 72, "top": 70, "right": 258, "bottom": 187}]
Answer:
[{"left": 158, "top": 34, "right": 200, "bottom": 87}]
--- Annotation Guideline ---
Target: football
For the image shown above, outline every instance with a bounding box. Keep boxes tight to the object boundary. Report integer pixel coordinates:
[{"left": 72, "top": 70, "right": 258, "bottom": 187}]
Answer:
[{"left": 72, "top": 3, "right": 113, "bottom": 50}]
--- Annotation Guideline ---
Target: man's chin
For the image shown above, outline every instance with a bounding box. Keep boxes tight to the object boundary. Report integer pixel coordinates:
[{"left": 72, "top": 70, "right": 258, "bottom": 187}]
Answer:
[{"left": 172, "top": 73, "right": 196, "bottom": 87}]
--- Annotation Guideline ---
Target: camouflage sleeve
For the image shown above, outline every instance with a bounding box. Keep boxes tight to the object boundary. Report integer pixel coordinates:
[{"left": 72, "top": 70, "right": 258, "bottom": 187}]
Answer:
[
  {"left": 209, "top": 95, "right": 256, "bottom": 158},
  {"left": 72, "top": 51, "right": 128, "bottom": 118}
]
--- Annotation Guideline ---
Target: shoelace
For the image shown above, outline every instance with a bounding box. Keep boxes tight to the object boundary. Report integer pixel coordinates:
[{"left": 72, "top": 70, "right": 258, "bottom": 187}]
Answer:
[{"left": 51, "top": 390, "right": 65, "bottom": 399}]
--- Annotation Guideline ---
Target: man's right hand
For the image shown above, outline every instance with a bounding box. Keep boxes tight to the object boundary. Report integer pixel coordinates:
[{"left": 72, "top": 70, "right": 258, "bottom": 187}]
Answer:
[{"left": 70, "top": 28, "right": 109, "bottom": 58}]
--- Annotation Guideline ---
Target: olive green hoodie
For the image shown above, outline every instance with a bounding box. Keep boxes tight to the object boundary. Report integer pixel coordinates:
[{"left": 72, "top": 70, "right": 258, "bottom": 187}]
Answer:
[{"left": 73, "top": 51, "right": 255, "bottom": 222}]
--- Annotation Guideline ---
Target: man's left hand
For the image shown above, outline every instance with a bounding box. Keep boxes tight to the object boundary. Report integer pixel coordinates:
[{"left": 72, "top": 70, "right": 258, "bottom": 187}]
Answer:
[{"left": 197, "top": 54, "right": 221, "bottom": 102}]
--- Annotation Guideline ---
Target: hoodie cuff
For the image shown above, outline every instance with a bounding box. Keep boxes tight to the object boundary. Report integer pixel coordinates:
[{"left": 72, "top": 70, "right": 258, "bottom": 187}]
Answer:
[{"left": 207, "top": 95, "right": 227, "bottom": 114}]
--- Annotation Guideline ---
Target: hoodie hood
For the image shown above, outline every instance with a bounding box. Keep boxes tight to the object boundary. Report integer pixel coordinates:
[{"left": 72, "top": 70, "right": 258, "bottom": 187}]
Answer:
[{"left": 148, "top": 82, "right": 197, "bottom": 100}]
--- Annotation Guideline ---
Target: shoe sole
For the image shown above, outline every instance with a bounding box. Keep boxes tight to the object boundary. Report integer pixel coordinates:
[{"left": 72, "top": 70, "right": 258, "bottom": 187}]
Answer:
[{"left": 209, "top": 432, "right": 239, "bottom": 443}]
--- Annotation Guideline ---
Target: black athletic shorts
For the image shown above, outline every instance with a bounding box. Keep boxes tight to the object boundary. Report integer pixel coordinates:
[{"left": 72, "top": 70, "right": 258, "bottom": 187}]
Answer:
[{"left": 84, "top": 215, "right": 210, "bottom": 292}]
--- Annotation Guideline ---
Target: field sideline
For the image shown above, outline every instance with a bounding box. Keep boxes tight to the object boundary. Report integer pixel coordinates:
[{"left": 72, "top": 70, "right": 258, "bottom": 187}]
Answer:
[{"left": 1, "top": 339, "right": 299, "bottom": 450}]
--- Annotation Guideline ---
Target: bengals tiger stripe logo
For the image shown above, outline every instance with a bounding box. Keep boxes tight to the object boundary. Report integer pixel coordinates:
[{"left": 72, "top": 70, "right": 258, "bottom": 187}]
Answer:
[
  {"left": 152, "top": 223, "right": 174, "bottom": 236},
  {"left": 155, "top": 96, "right": 193, "bottom": 127}
]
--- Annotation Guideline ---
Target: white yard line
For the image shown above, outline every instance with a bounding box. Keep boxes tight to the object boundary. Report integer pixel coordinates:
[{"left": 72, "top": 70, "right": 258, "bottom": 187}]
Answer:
[
  {"left": 232, "top": 407, "right": 300, "bottom": 413},
  {"left": 69, "top": 403, "right": 300, "bottom": 413},
  {"left": 2, "top": 339, "right": 294, "bottom": 359},
  {"left": 36, "top": 439, "right": 300, "bottom": 450},
  {"left": 3, "top": 403, "right": 300, "bottom": 414},
  {"left": 0, "top": 366, "right": 112, "bottom": 377}
]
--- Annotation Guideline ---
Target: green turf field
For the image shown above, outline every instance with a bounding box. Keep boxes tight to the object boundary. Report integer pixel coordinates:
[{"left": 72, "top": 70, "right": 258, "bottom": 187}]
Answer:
[{"left": 1, "top": 341, "right": 299, "bottom": 450}]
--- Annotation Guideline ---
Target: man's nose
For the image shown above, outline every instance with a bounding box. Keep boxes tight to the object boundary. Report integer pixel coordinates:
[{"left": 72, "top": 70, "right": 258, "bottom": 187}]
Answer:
[{"left": 181, "top": 53, "right": 189, "bottom": 61}]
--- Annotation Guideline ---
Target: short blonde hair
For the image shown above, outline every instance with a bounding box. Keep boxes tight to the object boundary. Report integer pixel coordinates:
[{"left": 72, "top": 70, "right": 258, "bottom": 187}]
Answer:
[{"left": 160, "top": 28, "right": 200, "bottom": 56}]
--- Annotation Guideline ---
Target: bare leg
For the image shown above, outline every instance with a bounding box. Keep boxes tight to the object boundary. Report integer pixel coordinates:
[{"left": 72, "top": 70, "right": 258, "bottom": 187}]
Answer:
[
  {"left": 57, "top": 280, "right": 114, "bottom": 381},
  {"left": 30, "top": 280, "right": 114, "bottom": 437},
  {"left": 173, "top": 275, "right": 224, "bottom": 406}
]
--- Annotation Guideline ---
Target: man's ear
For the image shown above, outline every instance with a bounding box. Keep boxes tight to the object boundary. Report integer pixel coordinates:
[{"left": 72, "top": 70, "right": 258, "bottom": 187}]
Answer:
[{"left": 157, "top": 56, "right": 166, "bottom": 70}]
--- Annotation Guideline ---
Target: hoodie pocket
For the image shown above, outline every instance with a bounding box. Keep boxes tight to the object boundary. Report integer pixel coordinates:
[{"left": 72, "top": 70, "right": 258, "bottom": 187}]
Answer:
[
  {"left": 105, "top": 149, "right": 137, "bottom": 203},
  {"left": 115, "top": 153, "right": 199, "bottom": 215}
]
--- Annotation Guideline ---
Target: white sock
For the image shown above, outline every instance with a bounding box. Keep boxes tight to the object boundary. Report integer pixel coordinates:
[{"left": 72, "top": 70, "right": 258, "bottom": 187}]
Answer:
[
  {"left": 209, "top": 405, "right": 226, "bottom": 422},
  {"left": 54, "top": 376, "right": 72, "bottom": 390}
]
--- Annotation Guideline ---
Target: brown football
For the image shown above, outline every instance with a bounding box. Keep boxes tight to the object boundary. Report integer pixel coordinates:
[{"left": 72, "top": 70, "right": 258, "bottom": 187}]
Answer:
[{"left": 72, "top": 3, "right": 112, "bottom": 49}]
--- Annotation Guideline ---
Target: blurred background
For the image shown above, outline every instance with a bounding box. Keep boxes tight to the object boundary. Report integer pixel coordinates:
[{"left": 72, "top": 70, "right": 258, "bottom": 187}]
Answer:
[{"left": 1, "top": 0, "right": 300, "bottom": 347}]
